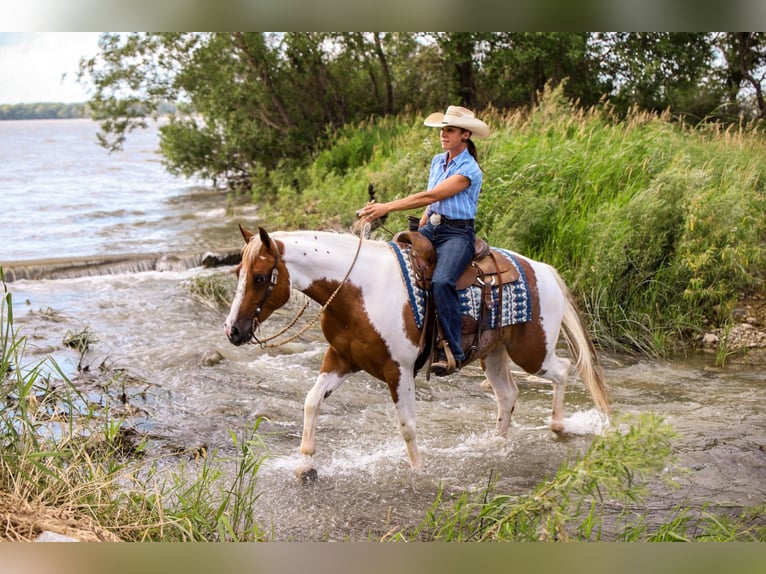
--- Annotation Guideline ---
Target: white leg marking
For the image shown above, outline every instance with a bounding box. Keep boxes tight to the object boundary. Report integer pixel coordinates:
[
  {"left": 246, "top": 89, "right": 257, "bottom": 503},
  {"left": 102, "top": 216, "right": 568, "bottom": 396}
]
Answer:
[
  {"left": 482, "top": 348, "right": 519, "bottom": 438},
  {"left": 392, "top": 371, "right": 422, "bottom": 469},
  {"left": 299, "top": 370, "right": 349, "bottom": 458},
  {"left": 544, "top": 354, "right": 571, "bottom": 433}
]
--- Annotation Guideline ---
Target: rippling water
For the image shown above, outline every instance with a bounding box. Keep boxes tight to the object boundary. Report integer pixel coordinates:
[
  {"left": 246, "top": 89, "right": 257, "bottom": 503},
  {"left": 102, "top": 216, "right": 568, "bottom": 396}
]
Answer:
[
  {"left": 2, "top": 119, "right": 765, "bottom": 541},
  {"left": 0, "top": 118, "right": 252, "bottom": 263}
]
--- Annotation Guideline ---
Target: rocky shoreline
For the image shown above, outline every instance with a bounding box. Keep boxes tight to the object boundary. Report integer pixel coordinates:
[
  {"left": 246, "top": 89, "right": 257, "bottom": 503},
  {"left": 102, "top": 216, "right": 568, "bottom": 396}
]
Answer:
[{"left": 699, "top": 297, "right": 766, "bottom": 363}]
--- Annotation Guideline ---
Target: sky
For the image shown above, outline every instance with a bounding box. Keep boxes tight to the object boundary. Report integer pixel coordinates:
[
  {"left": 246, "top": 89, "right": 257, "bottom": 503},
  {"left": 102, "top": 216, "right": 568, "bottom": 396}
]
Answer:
[{"left": 0, "top": 32, "right": 101, "bottom": 104}]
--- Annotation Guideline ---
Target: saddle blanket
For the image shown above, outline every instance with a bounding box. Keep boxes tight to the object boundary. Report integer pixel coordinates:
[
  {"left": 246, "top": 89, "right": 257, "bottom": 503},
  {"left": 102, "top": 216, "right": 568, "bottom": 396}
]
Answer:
[{"left": 388, "top": 242, "right": 532, "bottom": 330}]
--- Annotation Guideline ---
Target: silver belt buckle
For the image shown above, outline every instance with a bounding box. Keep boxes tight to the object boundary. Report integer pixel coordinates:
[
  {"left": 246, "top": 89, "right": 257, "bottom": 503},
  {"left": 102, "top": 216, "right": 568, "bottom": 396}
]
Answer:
[{"left": 429, "top": 213, "right": 442, "bottom": 226}]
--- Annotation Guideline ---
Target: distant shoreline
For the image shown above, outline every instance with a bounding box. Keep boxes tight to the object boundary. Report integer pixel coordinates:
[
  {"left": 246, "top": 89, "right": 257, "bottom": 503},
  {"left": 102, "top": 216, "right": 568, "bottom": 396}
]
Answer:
[
  {"left": 0, "top": 101, "right": 178, "bottom": 121},
  {"left": 0, "top": 102, "right": 89, "bottom": 121}
]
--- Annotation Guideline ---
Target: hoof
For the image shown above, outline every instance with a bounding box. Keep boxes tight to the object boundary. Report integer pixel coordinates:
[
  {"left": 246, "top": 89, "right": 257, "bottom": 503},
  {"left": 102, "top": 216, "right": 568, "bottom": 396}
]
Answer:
[
  {"left": 550, "top": 421, "right": 565, "bottom": 435},
  {"left": 296, "top": 467, "right": 318, "bottom": 484}
]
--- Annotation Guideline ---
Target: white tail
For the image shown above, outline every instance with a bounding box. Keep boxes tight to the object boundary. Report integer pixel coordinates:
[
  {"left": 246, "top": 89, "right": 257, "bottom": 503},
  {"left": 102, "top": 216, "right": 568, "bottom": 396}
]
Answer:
[{"left": 554, "top": 271, "right": 610, "bottom": 414}]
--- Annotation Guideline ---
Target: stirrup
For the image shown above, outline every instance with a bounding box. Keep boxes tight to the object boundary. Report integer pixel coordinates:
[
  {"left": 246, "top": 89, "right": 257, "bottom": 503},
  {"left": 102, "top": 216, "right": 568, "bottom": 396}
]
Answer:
[{"left": 430, "top": 342, "right": 459, "bottom": 376}]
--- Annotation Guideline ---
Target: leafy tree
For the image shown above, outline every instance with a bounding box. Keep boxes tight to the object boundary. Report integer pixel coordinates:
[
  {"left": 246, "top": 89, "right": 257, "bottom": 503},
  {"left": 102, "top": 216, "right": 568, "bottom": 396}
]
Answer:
[
  {"left": 477, "top": 32, "right": 609, "bottom": 109},
  {"left": 594, "top": 33, "right": 722, "bottom": 121},
  {"left": 714, "top": 32, "right": 766, "bottom": 120},
  {"left": 77, "top": 32, "right": 765, "bottom": 189},
  {"left": 78, "top": 32, "right": 439, "bottom": 187}
]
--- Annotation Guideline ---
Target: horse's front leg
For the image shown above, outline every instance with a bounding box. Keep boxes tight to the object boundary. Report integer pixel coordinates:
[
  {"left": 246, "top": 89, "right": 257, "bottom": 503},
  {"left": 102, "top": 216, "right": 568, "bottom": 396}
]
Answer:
[
  {"left": 387, "top": 370, "right": 422, "bottom": 470},
  {"left": 296, "top": 348, "right": 352, "bottom": 482}
]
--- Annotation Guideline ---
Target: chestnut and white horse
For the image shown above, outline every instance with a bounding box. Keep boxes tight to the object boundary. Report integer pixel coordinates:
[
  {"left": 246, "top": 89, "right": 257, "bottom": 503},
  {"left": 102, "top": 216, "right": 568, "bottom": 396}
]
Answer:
[{"left": 224, "top": 225, "right": 609, "bottom": 480}]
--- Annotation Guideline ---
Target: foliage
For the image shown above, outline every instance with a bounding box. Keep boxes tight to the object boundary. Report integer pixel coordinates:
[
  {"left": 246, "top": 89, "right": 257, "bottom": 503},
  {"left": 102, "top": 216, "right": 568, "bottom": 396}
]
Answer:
[
  {"left": 258, "top": 85, "right": 766, "bottom": 356},
  {"left": 596, "top": 33, "right": 723, "bottom": 121},
  {"left": 77, "top": 33, "right": 766, "bottom": 189},
  {"left": 387, "top": 413, "right": 765, "bottom": 542}
]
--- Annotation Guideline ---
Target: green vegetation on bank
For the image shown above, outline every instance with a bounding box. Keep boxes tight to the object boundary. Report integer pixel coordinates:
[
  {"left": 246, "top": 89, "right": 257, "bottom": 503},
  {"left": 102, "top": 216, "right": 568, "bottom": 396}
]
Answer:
[
  {"left": 253, "top": 86, "right": 766, "bottom": 357},
  {"left": 0, "top": 270, "right": 266, "bottom": 541},
  {"left": 82, "top": 33, "right": 766, "bottom": 185},
  {"left": 389, "top": 414, "right": 765, "bottom": 542}
]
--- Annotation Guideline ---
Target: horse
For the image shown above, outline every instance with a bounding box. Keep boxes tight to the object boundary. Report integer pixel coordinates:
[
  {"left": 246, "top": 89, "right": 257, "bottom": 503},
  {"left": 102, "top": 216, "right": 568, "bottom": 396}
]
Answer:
[{"left": 224, "top": 225, "right": 610, "bottom": 480}]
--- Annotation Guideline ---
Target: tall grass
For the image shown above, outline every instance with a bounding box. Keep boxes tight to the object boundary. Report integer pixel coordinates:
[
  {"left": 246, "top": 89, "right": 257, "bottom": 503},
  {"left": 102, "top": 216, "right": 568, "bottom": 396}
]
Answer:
[
  {"left": 0, "top": 269, "right": 266, "bottom": 541},
  {"left": 254, "top": 86, "right": 766, "bottom": 356}
]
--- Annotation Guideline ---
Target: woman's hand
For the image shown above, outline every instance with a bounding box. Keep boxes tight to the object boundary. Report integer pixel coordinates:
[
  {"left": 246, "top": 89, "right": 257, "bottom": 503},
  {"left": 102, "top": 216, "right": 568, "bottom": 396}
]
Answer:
[{"left": 358, "top": 201, "right": 389, "bottom": 222}]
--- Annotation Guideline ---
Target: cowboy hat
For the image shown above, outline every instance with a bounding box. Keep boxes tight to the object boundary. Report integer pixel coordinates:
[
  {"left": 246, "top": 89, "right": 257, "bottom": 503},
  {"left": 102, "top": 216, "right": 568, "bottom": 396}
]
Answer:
[{"left": 424, "top": 105, "right": 490, "bottom": 139}]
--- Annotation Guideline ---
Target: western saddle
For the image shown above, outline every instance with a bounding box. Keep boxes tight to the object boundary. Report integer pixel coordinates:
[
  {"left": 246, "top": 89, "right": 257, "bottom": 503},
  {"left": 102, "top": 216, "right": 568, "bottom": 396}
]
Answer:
[{"left": 391, "top": 229, "right": 520, "bottom": 376}]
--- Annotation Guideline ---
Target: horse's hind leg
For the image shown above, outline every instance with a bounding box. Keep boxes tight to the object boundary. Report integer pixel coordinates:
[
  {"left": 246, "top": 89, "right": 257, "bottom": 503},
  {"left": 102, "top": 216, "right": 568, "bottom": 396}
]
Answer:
[
  {"left": 481, "top": 347, "right": 519, "bottom": 438},
  {"left": 541, "top": 352, "right": 571, "bottom": 434}
]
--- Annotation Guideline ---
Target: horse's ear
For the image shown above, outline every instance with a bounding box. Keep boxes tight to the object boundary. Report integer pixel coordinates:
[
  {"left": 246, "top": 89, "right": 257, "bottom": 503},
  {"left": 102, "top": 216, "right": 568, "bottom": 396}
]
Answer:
[
  {"left": 258, "top": 226, "right": 273, "bottom": 250},
  {"left": 239, "top": 224, "right": 254, "bottom": 244}
]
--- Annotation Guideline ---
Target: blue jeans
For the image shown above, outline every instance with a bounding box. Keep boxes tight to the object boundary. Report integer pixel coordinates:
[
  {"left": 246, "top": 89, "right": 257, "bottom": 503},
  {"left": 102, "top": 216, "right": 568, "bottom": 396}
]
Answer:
[{"left": 419, "top": 221, "right": 475, "bottom": 362}]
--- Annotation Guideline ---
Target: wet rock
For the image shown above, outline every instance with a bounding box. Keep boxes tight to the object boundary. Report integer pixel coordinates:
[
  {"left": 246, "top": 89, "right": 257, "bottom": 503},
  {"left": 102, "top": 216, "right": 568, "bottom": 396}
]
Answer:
[
  {"left": 200, "top": 350, "right": 225, "bottom": 366},
  {"left": 202, "top": 251, "right": 241, "bottom": 267},
  {"left": 702, "top": 333, "right": 719, "bottom": 347},
  {"left": 732, "top": 307, "right": 748, "bottom": 321}
]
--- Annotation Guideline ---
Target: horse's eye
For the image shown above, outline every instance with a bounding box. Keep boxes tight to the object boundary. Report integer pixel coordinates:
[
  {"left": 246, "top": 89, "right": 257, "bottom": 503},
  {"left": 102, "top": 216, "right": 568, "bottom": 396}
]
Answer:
[{"left": 253, "top": 274, "right": 268, "bottom": 285}]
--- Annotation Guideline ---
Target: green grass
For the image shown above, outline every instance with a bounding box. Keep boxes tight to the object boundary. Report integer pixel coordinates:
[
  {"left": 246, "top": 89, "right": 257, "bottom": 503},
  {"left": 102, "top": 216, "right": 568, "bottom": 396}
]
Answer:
[
  {"left": 386, "top": 414, "right": 766, "bottom": 542},
  {"left": 186, "top": 271, "right": 237, "bottom": 310},
  {"left": 254, "top": 85, "right": 766, "bottom": 357}
]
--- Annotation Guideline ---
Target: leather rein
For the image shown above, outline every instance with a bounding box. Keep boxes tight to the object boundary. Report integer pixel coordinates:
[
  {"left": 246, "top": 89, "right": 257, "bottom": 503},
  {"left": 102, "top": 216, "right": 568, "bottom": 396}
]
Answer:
[{"left": 249, "top": 227, "right": 367, "bottom": 348}]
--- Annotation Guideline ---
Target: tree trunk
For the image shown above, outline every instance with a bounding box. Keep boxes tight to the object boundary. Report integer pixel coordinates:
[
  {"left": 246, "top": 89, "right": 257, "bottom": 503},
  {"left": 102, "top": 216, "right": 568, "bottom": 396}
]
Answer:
[{"left": 373, "top": 33, "right": 394, "bottom": 114}]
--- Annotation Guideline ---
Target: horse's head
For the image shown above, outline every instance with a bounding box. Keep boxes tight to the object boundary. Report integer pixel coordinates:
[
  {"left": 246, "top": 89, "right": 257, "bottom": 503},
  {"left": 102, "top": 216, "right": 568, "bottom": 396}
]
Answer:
[{"left": 224, "top": 225, "right": 291, "bottom": 346}]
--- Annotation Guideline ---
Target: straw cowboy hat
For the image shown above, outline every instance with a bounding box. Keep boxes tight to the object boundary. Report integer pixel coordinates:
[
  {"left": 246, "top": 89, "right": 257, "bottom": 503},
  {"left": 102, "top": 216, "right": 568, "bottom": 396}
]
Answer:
[{"left": 424, "top": 105, "right": 490, "bottom": 139}]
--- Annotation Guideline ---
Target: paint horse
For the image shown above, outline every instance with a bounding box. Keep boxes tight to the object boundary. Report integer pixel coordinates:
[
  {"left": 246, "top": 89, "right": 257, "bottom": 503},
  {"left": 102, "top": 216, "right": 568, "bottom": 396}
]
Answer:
[{"left": 225, "top": 225, "right": 609, "bottom": 480}]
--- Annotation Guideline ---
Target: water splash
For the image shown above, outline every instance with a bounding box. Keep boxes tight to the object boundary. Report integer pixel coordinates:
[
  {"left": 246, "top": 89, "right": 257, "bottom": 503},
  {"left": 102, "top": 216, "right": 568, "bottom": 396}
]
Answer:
[{"left": 552, "top": 408, "right": 610, "bottom": 436}]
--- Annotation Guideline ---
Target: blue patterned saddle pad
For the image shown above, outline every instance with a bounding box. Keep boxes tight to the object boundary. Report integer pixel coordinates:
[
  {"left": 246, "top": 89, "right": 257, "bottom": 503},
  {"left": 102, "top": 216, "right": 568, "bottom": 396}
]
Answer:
[{"left": 387, "top": 242, "right": 532, "bottom": 330}]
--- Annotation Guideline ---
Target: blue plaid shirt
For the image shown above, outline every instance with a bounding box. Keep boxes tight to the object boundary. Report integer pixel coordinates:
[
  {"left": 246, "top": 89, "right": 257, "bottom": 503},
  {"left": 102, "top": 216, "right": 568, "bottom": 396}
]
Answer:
[{"left": 425, "top": 148, "right": 483, "bottom": 220}]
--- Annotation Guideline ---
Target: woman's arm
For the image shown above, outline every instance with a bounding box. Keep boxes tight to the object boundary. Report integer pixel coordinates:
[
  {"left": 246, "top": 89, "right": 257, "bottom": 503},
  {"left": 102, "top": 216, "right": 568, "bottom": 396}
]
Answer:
[{"left": 359, "top": 174, "right": 470, "bottom": 222}]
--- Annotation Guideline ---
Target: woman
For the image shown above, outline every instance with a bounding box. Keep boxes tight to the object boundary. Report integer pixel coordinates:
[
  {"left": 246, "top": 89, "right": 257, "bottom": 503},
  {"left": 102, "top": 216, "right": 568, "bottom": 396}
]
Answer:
[{"left": 359, "top": 105, "right": 490, "bottom": 376}]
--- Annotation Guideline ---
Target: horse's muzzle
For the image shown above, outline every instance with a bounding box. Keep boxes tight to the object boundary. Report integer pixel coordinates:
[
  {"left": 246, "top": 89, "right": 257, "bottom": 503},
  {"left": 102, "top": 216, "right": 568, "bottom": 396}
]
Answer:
[{"left": 225, "top": 321, "right": 253, "bottom": 346}]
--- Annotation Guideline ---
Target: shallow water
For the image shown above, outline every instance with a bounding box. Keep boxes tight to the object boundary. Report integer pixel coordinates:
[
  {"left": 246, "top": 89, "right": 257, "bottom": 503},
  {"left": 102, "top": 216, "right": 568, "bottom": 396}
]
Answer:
[{"left": 8, "top": 269, "right": 765, "bottom": 541}]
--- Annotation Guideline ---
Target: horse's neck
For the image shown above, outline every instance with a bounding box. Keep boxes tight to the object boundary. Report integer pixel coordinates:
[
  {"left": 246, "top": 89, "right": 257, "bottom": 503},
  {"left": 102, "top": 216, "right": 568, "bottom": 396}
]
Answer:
[{"left": 280, "top": 232, "right": 373, "bottom": 297}]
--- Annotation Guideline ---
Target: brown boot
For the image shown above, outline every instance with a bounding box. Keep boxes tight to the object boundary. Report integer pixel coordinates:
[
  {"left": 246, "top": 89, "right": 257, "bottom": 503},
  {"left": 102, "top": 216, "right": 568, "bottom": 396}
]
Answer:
[{"left": 430, "top": 350, "right": 461, "bottom": 377}]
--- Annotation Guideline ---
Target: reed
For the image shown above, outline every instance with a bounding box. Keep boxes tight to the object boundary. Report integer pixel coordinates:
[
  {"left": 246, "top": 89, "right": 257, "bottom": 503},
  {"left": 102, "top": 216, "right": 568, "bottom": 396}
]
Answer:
[
  {"left": 0, "top": 270, "right": 266, "bottom": 541},
  {"left": 256, "top": 86, "right": 766, "bottom": 357}
]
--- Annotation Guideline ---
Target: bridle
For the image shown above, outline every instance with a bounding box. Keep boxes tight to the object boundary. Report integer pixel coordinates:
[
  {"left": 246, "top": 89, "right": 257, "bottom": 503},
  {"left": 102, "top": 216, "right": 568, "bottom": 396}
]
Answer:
[
  {"left": 251, "top": 242, "right": 281, "bottom": 330},
  {"left": 246, "top": 227, "right": 368, "bottom": 348}
]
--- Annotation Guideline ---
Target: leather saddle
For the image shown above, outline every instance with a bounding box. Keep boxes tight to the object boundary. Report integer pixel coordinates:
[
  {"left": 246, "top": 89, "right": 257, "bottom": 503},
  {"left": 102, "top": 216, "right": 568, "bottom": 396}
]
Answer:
[
  {"left": 391, "top": 230, "right": 519, "bottom": 292},
  {"left": 391, "top": 230, "right": 521, "bottom": 375}
]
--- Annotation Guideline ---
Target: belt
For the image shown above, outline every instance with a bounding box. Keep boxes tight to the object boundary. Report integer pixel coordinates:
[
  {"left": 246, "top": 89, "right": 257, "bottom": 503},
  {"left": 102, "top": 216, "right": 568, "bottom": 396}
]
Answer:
[{"left": 429, "top": 213, "right": 475, "bottom": 228}]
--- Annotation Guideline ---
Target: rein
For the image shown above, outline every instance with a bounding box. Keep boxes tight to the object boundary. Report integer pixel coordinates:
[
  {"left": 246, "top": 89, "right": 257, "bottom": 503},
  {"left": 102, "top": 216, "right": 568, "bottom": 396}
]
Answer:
[{"left": 250, "top": 225, "right": 368, "bottom": 348}]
